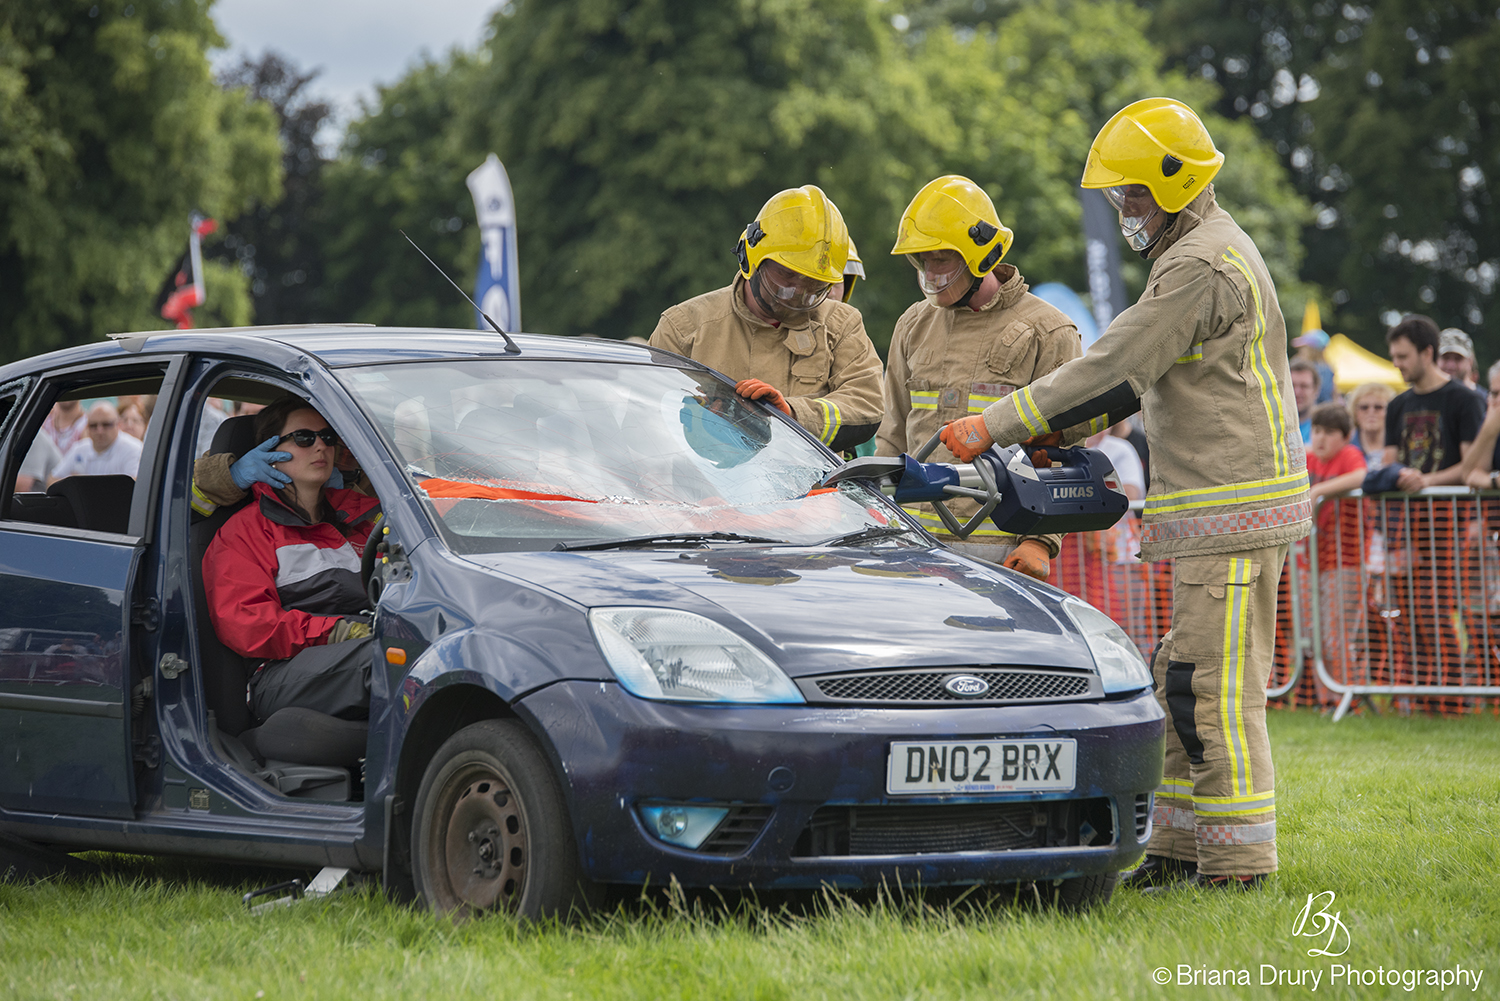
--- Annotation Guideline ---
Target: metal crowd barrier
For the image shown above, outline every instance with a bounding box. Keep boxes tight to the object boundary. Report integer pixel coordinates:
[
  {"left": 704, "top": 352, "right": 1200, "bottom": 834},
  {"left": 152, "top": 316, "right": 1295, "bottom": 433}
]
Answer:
[{"left": 1049, "top": 491, "right": 1500, "bottom": 720}]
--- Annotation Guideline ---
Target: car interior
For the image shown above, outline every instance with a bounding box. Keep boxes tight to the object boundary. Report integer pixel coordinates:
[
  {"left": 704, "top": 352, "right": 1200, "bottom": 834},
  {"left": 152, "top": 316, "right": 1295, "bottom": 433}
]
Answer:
[
  {"left": 188, "top": 384, "right": 373, "bottom": 803},
  {"left": 4, "top": 374, "right": 164, "bottom": 534},
  {"left": 2, "top": 369, "right": 375, "bottom": 805}
]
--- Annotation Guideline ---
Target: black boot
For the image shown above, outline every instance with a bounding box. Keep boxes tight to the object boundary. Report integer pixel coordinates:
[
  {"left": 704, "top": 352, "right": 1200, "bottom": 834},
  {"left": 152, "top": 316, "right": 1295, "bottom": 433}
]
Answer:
[
  {"left": 1120, "top": 854, "right": 1197, "bottom": 890},
  {"left": 1182, "top": 872, "right": 1267, "bottom": 891}
]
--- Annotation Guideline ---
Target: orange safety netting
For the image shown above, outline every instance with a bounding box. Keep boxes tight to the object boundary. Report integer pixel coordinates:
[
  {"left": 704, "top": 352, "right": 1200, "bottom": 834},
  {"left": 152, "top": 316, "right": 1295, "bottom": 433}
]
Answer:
[{"left": 1049, "top": 501, "right": 1498, "bottom": 717}]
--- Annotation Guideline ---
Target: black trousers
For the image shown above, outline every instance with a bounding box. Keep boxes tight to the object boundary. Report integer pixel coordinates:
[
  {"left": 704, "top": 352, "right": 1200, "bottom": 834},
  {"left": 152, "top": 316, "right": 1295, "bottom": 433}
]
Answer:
[{"left": 249, "top": 637, "right": 373, "bottom": 723}]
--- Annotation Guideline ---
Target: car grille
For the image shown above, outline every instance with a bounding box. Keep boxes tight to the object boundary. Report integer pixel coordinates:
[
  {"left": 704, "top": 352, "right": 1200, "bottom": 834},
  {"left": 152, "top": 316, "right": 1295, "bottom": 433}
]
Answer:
[
  {"left": 1135, "top": 792, "right": 1153, "bottom": 841},
  {"left": 791, "top": 799, "right": 1114, "bottom": 857},
  {"left": 800, "top": 667, "right": 1096, "bottom": 706},
  {"left": 699, "top": 805, "right": 774, "bottom": 855}
]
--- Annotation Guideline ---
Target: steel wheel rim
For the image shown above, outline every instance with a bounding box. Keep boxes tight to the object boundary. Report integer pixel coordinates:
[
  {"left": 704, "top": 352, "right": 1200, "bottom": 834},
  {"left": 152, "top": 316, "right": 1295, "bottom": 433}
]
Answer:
[{"left": 436, "top": 762, "right": 527, "bottom": 912}]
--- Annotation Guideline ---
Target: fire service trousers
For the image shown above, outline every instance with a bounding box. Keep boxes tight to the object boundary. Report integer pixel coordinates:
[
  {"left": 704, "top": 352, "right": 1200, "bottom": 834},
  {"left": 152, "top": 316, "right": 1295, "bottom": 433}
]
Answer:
[{"left": 1147, "top": 544, "right": 1287, "bottom": 875}]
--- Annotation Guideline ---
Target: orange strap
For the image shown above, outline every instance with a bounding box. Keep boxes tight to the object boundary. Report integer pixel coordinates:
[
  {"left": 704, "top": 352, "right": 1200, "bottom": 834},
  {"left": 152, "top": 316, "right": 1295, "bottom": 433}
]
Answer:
[{"left": 418, "top": 478, "right": 597, "bottom": 504}]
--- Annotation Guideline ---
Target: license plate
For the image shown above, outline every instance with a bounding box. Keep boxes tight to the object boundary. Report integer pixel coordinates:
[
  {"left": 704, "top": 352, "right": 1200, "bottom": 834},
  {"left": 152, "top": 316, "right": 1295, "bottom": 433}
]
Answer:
[{"left": 886, "top": 738, "right": 1077, "bottom": 795}]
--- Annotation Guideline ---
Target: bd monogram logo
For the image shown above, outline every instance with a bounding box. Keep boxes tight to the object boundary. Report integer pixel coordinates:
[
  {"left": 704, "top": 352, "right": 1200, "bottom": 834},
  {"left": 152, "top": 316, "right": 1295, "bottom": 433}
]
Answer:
[{"left": 1292, "top": 890, "right": 1351, "bottom": 958}]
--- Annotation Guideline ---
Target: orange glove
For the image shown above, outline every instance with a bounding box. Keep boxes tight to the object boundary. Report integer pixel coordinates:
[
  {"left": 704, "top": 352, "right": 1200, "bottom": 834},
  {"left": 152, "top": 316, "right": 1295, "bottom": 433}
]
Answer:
[
  {"left": 1023, "top": 431, "right": 1061, "bottom": 467},
  {"left": 735, "top": 378, "right": 791, "bottom": 415},
  {"left": 939, "top": 415, "right": 994, "bottom": 462},
  {"left": 1002, "top": 539, "right": 1051, "bottom": 581}
]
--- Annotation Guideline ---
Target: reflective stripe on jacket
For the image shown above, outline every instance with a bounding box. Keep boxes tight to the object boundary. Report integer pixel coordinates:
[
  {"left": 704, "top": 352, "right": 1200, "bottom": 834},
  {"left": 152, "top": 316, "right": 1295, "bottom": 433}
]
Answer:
[
  {"left": 875, "top": 263, "right": 1081, "bottom": 554},
  {"left": 203, "top": 482, "right": 381, "bottom": 661},
  {"left": 979, "top": 187, "right": 1310, "bottom": 561},
  {"left": 649, "top": 277, "right": 885, "bottom": 451}
]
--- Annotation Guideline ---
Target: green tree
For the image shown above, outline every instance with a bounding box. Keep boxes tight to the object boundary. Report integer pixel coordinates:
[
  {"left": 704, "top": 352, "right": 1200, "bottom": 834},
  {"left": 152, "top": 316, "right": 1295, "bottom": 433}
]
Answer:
[
  {"left": 452, "top": 0, "right": 952, "bottom": 350},
  {"left": 0, "top": 0, "right": 280, "bottom": 362},
  {"left": 317, "top": 54, "right": 484, "bottom": 329},
  {"left": 1139, "top": 1, "right": 1500, "bottom": 358},
  {"left": 317, "top": 0, "right": 1312, "bottom": 352},
  {"left": 905, "top": 0, "right": 1317, "bottom": 324},
  {"left": 209, "top": 51, "right": 335, "bottom": 325}
]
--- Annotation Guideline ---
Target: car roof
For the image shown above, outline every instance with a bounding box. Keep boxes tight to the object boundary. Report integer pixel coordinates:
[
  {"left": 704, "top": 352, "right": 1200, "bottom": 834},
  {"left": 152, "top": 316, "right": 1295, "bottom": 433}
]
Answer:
[{"left": 0, "top": 325, "right": 683, "bottom": 378}]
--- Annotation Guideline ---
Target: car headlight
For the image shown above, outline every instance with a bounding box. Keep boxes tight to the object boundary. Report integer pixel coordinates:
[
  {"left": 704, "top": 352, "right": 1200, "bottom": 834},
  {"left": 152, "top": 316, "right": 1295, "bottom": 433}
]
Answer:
[
  {"left": 588, "top": 607, "right": 804, "bottom": 704},
  {"left": 1061, "top": 597, "right": 1153, "bottom": 694}
]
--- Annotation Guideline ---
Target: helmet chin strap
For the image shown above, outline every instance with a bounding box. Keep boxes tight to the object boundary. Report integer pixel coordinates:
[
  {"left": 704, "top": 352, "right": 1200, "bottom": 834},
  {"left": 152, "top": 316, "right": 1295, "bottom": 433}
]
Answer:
[
  {"left": 948, "top": 274, "right": 985, "bottom": 310},
  {"left": 1134, "top": 212, "right": 1178, "bottom": 258}
]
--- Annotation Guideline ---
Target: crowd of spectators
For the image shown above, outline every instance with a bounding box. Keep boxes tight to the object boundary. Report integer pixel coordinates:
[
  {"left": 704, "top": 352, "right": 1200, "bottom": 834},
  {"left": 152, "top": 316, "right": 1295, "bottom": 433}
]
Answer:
[
  {"left": 16, "top": 395, "right": 258, "bottom": 492},
  {"left": 1275, "top": 315, "right": 1500, "bottom": 713}
]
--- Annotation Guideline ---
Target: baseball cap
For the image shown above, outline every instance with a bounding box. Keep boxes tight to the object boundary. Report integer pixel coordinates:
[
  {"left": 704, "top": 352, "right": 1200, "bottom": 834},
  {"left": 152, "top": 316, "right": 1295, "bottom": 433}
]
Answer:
[{"left": 1439, "top": 328, "right": 1475, "bottom": 361}]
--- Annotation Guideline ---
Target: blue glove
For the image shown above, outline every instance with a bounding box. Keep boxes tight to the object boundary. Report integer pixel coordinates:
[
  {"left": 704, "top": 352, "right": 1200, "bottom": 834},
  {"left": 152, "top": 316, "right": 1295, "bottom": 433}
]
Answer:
[{"left": 230, "top": 436, "right": 293, "bottom": 491}]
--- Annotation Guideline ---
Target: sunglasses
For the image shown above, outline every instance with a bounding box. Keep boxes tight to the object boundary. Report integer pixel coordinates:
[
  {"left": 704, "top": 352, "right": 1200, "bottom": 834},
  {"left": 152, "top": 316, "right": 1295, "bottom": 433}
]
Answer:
[
  {"left": 278, "top": 427, "right": 339, "bottom": 448},
  {"left": 1356, "top": 403, "right": 1386, "bottom": 412},
  {"left": 87, "top": 420, "right": 117, "bottom": 429}
]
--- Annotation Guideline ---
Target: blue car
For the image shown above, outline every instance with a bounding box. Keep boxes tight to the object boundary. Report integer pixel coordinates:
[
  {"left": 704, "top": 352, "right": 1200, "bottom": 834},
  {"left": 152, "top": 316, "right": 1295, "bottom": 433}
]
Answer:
[{"left": 0, "top": 327, "right": 1163, "bottom": 916}]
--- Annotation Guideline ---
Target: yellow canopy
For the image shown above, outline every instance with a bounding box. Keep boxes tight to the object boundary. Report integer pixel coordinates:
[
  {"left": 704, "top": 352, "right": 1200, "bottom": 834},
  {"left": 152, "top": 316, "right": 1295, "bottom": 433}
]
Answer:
[{"left": 1322, "top": 333, "right": 1406, "bottom": 394}]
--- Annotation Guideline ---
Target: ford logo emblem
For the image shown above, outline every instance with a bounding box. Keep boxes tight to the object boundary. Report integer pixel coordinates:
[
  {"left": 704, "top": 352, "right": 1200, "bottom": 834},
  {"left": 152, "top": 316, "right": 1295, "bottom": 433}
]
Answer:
[{"left": 943, "top": 674, "right": 989, "bottom": 698}]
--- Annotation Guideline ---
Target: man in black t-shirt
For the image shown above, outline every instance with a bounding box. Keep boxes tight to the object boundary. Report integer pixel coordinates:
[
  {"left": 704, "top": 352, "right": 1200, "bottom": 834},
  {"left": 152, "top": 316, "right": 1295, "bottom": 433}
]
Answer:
[
  {"left": 1384, "top": 315, "right": 1486, "bottom": 490},
  {"left": 1381, "top": 314, "right": 1485, "bottom": 709}
]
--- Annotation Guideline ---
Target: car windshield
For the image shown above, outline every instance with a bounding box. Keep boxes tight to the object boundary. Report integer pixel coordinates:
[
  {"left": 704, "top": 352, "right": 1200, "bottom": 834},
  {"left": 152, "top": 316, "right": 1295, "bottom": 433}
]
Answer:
[{"left": 338, "top": 360, "right": 901, "bottom": 552}]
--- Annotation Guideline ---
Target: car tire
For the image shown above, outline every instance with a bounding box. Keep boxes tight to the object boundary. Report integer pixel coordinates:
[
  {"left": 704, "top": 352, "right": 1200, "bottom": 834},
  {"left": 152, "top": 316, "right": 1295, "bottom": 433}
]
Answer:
[
  {"left": 411, "top": 718, "right": 594, "bottom": 920},
  {"left": 1047, "top": 870, "right": 1117, "bottom": 912}
]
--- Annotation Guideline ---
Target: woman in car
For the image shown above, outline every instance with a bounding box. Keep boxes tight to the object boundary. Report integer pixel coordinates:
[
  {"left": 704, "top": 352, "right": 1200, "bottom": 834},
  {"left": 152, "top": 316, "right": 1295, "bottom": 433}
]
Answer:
[{"left": 202, "top": 396, "right": 381, "bottom": 725}]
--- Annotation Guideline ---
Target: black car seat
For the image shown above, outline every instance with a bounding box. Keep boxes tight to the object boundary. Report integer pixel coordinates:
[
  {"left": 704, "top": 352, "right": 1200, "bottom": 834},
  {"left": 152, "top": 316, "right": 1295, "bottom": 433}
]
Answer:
[
  {"left": 190, "top": 414, "right": 369, "bottom": 796},
  {"left": 47, "top": 475, "right": 135, "bottom": 534},
  {"left": 191, "top": 415, "right": 260, "bottom": 736}
]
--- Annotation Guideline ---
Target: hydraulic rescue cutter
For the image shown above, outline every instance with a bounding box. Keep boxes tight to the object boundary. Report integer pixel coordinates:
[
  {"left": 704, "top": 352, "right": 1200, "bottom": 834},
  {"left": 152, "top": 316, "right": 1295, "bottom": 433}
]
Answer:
[{"left": 823, "top": 431, "right": 1129, "bottom": 539}]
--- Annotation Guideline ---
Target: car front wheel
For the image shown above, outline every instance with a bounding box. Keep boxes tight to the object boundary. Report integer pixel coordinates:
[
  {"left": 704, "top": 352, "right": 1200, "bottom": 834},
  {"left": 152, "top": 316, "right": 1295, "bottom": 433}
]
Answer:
[
  {"left": 411, "top": 719, "right": 593, "bottom": 920},
  {"left": 1047, "top": 869, "right": 1117, "bottom": 912}
]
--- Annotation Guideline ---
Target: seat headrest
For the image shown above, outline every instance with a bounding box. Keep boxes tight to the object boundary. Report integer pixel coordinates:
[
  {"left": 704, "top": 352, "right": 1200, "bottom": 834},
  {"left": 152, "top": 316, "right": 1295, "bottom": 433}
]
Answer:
[{"left": 211, "top": 414, "right": 260, "bottom": 458}]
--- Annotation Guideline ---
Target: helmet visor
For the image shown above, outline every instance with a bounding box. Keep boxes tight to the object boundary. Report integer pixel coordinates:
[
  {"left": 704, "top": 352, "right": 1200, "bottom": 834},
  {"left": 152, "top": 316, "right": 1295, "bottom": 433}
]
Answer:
[
  {"left": 1103, "top": 184, "right": 1161, "bottom": 251},
  {"left": 906, "top": 251, "right": 969, "bottom": 296},
  {"left": 757, "top": 260, "right": 833, "bottom": 311}
]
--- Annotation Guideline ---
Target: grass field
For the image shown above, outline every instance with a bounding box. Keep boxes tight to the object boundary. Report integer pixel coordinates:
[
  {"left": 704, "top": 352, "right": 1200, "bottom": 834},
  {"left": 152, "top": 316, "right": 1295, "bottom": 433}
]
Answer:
[{"left": 2, "top": 710, "right": 1496, "bottom": 1000}]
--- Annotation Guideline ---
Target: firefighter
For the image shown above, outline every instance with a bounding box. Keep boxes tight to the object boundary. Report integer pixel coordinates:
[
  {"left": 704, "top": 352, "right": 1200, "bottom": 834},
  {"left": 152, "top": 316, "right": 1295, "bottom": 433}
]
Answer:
[
  {"left": 940, "top": 99, "right": 1310, "bottom": 890},
  {"left": 876, "top": 175, "right": 1082, "bottom": 579},
  {"left": 650, "top": 185, "right": 884, "bottom": 452}
]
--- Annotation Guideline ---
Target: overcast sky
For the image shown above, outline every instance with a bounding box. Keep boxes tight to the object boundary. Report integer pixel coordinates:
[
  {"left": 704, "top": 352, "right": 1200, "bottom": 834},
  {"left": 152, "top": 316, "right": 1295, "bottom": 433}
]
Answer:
[{"left": 212, "top": 0, "right": 499, "bottom": 117}]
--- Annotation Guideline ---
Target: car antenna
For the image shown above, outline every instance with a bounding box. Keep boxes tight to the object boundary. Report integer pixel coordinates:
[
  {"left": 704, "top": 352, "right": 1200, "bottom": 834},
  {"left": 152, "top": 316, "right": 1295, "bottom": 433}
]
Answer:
[{"left": 400, "top": 229, "right": 521, "bottom": 354}]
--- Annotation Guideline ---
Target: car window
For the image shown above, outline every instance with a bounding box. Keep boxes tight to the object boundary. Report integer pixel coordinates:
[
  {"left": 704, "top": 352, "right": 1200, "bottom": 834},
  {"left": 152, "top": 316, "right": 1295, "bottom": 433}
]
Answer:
[
  {"left": 2, "top": 367, "right": 167, "bottom": 535},
  {"left": 339, "top": 360, "right": 898, "bottom": 552}
]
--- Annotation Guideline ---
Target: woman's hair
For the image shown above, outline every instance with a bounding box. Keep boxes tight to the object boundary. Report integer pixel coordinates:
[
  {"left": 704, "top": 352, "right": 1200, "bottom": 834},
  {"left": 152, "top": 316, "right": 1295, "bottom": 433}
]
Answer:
[
  {"left": 253, "top": 395, "right": 320, "bottom": 444},
  {"left": 1345, "top": 382, "right": 1395, "bottom": 426}
]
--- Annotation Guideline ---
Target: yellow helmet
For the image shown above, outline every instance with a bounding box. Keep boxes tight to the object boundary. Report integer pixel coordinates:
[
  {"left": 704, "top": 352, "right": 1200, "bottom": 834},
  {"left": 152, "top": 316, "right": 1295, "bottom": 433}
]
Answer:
[
  {"left": 736, "top": 185, "right": 849, "bottom": 285},
  {"left": 1081, "top": 98, "right": 1223, "bottom": 214},
  {"left": 890, "top": 175, "right": 1013, "bottom": 278},
  {"left": 840, "top": 236, "right": 865, "bottom": 303}
]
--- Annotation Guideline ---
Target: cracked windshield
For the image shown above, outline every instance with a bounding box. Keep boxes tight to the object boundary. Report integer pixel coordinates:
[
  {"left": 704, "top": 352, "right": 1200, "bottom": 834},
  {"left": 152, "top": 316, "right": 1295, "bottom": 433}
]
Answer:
[{"left": 340, "top": 360, "right": 898, "bottom": 551}]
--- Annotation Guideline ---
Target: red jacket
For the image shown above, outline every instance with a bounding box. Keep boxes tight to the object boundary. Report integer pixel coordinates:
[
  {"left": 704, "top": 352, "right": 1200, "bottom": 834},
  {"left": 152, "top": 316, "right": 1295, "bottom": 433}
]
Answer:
[{"left": 204, "top": 483, "right": 382, "bottom": 661}]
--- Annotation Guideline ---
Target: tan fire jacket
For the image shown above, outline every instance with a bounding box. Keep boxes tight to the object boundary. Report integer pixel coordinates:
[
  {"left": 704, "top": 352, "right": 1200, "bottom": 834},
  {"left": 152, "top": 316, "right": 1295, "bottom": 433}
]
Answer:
[
  {"left": 979, "top": 188, "right": 1310, "bottom": 561},
  {"left": 875, "top": 264, "right": 1080, "bottom": 556},
  {"left": 649, "top": 277, "right": 885, "bottom": 451}
]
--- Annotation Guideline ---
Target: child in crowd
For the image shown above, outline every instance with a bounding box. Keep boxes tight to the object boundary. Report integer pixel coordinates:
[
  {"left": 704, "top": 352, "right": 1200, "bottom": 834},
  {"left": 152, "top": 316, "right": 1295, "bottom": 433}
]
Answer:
[{"left": 1306, "top": 402, "right": 1370, "bottom": 708}]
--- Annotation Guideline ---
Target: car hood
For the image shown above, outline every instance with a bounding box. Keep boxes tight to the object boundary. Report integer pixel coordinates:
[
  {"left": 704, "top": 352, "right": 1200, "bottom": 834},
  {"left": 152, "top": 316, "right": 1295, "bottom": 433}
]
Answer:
[{"left": 470, "top": 545, "right": 1096, "bottom": 676}]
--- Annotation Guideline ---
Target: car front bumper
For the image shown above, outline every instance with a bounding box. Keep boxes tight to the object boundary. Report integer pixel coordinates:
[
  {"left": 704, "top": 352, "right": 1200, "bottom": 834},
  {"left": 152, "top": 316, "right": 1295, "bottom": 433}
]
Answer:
[{"left": 516, "top": 681, "right": 1165, "bottom": 889}]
